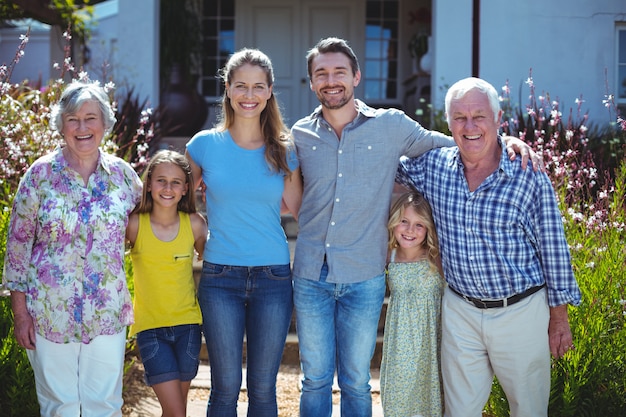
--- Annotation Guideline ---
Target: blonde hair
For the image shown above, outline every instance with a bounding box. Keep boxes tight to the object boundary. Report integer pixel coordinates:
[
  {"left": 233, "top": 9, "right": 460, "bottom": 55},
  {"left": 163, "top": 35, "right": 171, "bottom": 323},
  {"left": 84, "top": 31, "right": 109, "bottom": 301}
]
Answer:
[{"left": 387, "top": 191, "right": 441, "bottom": 272}]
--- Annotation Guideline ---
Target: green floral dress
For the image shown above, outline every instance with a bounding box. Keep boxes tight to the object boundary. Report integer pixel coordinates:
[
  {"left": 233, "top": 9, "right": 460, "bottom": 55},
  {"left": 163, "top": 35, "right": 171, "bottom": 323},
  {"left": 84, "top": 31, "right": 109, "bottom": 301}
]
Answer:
[{"left": 380, "top": 250, "right": 444, "bottom": 417}]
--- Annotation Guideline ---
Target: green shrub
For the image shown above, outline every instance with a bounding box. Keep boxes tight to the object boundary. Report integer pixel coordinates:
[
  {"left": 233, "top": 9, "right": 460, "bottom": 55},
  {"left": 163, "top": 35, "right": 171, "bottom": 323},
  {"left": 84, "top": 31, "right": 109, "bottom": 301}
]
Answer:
[
  {"left": 485, "top": 162, "right": 626, "bottom": 417},
  {"left": 0, "top": 297, "right": 39, "bottom": 416},
  {"left": 549, "top": 161, "right": 626, "bottom": 416},
  {"left": 0, "top": 201, "right": 39, "bottom": 415}
]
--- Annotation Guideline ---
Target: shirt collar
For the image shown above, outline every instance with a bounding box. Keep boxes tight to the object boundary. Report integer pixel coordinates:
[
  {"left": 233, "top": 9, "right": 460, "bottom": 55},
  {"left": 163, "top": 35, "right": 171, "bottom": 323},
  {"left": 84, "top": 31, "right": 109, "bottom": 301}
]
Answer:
[
  {"left": 496, "top": 136, "right": 514, "bottom": 178},
  {"left": 311, "top": 98, "right": 377, "bottom": 121},
  {"left": 54, "top": 146, "right": 111, "bottom": 175},
  {"left": 451, "top": 135, "right": 511, "bottom": 177}
]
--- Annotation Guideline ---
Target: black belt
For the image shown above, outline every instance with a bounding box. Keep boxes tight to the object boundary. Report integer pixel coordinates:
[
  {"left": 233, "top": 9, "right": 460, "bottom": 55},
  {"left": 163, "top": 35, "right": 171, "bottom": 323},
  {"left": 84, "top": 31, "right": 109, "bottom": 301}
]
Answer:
[{"left": 449, "top": 284, "right": 546, "bottom": 309}]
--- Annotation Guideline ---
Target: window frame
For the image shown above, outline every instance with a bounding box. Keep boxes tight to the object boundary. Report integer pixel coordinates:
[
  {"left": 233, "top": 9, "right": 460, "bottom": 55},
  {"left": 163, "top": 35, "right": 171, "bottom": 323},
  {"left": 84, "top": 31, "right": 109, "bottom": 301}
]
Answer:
[
  {"left": 363, "top": 0, "right": 400, "bottom": 104},
  {"left": 616, "top": 25, "right": 626, "bottom": 114},
  {"left": 200, "top": 0, "right": 235, "bottom": 100}
]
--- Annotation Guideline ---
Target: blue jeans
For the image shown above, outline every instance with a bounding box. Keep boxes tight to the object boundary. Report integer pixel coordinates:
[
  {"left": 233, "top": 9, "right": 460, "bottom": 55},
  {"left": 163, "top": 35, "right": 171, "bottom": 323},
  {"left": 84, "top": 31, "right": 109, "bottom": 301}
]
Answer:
[
  {"left": 136, "top": 324, "right": 202, "bottom": 386},
  {"left": 294, "top": 263, "right": 386, "bottom": 417},
  {"left": 197, "top": 262, "right": 293, "bottom": 417}
]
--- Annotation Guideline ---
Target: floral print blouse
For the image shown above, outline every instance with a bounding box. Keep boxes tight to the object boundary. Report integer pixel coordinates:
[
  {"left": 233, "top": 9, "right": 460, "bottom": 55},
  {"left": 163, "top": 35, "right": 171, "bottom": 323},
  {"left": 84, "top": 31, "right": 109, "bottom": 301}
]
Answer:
[{"left": 3, "top": 147, "right": 142, "bottom": 344}]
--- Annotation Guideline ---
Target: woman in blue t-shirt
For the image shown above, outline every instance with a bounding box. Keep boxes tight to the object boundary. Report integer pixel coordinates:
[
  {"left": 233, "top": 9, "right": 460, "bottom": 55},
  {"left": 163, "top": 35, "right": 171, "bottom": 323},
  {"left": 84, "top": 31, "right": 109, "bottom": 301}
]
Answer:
[{"left": 185, "top": 48, "right": 302, "bottom": 417}]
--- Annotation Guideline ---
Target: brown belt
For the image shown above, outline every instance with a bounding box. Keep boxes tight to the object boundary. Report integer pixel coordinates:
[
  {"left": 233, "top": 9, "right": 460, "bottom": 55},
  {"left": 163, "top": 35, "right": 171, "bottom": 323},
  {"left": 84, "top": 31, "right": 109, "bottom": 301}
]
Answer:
[{"left": 448, "top": 284, "right": 546, "bottom": 309}]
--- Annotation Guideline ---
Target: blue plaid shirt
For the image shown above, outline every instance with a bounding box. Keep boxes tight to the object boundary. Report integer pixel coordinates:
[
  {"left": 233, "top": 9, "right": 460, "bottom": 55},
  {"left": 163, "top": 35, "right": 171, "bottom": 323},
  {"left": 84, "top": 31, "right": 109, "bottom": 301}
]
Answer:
[{"left": 397, "top": 140, "right": 581, "bottom": 307}]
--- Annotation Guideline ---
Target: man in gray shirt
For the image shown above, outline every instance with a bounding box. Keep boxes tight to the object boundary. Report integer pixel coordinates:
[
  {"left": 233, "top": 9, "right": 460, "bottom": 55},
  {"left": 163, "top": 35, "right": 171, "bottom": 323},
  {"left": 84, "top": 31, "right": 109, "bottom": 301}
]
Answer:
[{"left": 291, "top": 37, "right": 534, "bottom": 417}]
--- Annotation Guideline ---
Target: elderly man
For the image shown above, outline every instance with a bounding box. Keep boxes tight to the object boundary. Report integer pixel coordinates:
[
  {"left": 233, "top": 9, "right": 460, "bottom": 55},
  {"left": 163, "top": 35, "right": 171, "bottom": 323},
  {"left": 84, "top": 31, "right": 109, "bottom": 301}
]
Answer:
[{"left": 397, "top": 77, "right": 581, "bottom": 417}]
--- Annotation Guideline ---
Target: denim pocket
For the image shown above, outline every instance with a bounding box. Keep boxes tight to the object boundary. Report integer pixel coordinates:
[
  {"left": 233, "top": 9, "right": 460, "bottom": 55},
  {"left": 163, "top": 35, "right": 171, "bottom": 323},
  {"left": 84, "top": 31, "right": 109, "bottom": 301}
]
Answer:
[
  {"left": 186, "top": 324, "right": 202, "bottom": 361},
  {"left": 267, "top": 264, "right": 292, "bottom": 281},
  {"left": 136, "top": 330, "right": 159, "bottom": 362},
  {"left": 202, "top": 261, "right": 226, "bottom": 278}
]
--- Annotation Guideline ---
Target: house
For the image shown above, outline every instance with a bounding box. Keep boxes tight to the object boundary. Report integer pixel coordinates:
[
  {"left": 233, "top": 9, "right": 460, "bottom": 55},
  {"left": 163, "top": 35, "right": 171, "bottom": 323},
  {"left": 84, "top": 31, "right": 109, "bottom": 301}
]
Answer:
[{"left": 2, "top": 0, "right": 625, "bottom": 134}]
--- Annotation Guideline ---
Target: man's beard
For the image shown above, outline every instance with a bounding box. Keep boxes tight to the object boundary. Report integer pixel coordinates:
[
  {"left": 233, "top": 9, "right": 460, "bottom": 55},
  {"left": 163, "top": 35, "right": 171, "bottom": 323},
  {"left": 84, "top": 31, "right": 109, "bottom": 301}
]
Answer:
[{"left": 316, "top": 88, "right": 353, "bottom": 110}]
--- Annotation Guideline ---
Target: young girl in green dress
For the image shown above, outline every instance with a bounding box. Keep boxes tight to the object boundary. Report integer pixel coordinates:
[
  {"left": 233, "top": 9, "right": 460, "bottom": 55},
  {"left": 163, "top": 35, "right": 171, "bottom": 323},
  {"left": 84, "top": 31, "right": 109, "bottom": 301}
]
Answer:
[{"left": 380, "top": 191, "right": 444, "bottom": 417}]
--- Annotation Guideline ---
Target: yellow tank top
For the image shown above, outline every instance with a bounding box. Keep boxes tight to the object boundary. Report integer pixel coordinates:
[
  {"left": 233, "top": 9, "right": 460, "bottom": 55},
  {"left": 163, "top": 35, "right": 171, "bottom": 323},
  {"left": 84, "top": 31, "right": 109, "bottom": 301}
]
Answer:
[{"left": 129, "top": 212, "right": 202, "bottom": 337}]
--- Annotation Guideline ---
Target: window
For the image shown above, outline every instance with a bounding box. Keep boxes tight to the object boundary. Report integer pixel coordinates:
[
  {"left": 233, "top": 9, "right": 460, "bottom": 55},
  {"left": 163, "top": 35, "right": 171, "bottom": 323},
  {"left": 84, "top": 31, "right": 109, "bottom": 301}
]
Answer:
[
  {"left": 617, "top": 26, "right": 626, "bottom": 114},
  {"left": 200, "top": 0, "right": 235, "bottom": 98},
  {"left": 364, "top": 0, "right": 399, "bottom": 102}
]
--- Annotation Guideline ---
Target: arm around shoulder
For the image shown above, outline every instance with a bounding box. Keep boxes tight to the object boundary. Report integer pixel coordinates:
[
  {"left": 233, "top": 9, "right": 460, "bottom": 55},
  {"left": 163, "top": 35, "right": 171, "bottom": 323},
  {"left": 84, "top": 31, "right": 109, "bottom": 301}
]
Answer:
[
  {"left": 185, "top": 150, "right": 203, "bottom": 190},
  {"left": 502, "top": 135, "right": 545, "bottom": 172},
  {"left": 190, "top": 212, "right": 208, "bottom": 259},
  {"left": 126, "top": 213, "right": 139, "bottom": 247},
  {"left": 282, "top": 167, "right": 303, "bottom": 221}
]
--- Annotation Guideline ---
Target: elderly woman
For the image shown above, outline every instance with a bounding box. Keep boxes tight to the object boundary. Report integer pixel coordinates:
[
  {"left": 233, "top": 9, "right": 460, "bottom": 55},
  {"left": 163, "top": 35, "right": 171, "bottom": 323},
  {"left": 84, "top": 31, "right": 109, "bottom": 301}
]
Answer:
[{"left": 3, "top": 80, "right": 142, "bottom": 416}]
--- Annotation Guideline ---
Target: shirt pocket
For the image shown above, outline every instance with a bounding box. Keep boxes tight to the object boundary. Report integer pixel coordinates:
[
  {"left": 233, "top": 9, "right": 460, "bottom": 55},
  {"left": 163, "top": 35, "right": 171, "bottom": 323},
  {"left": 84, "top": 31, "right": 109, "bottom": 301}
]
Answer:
[
  {"left": 298, "top": 143, "right": 337, "bottom": 180},
  {"left": 352, "top": 141, "right": 387, "bottom": 180}
]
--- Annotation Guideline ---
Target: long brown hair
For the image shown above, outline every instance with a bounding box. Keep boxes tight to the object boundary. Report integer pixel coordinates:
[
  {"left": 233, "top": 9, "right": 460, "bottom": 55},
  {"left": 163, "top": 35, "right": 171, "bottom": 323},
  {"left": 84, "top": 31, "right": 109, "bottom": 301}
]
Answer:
[
  {"left": 218, "top": 48, "right": 293, "bottom": 176},
  {"left": 134, "top": 150, "right": 197, "bottom": 214}
]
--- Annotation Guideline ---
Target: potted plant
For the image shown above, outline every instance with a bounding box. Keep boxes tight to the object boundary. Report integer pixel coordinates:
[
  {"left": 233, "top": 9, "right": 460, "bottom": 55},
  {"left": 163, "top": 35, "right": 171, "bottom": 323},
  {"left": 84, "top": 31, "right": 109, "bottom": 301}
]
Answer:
[{"left": 408, "top": 32, "right": 430, "bottom": 73}]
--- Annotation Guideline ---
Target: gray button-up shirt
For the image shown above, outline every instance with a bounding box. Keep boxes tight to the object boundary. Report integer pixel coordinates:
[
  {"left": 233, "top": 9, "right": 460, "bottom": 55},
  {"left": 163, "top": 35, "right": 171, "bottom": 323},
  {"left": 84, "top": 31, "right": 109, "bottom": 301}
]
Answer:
[{"left": 292, "top": 99, "right": 454, "bottom": 283}]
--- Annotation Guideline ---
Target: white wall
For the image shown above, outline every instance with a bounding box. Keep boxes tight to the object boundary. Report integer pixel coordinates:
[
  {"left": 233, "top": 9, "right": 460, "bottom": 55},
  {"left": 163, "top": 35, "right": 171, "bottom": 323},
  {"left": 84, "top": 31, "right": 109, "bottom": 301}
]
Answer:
[
  {"left": 0, "top": 21, "right": 52, "bottom": 85},
  {"left": 84, "top": 0, "right": 120, "bottom": 83},
  {"left": 114, "top": 0, "right": 159, "bottom": 107},
  {"left": 1, "top": 0, "right": 160, "bottom": 109},
  {"left": 87, "top": 0, "right": 160, "bottom": 107},
  {"left": 433, "top": 0, "right": 626, "bottom": 127}
]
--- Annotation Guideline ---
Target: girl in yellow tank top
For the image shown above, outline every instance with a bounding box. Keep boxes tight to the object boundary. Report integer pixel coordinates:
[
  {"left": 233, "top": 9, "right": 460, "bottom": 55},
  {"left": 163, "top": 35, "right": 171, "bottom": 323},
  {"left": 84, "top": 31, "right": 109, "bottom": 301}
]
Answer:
[{"left": 126, "top": 150, "right": 207, "bottom": 416}]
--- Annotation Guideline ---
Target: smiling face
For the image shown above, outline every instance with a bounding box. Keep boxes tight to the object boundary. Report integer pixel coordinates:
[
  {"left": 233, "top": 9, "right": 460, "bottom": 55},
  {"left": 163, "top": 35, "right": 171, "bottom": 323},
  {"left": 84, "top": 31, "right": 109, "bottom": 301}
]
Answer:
[
  {"left": 393, "top": 205, "right": 428, "bottom": 254},
  {"left": 147, "top": 162, "right": 189, "bottom": 209},
  {"left": 447, "top": 88, "right": 502, "bottom": 161},
  {"left": 309, "top": 52, "right": 361, "bottom": 110},
  {"left": 226, "top": 63, "right": 273, "bottom": 120},
  {"left": 61, "top": 100, "right": 105, "bottom": 160}
]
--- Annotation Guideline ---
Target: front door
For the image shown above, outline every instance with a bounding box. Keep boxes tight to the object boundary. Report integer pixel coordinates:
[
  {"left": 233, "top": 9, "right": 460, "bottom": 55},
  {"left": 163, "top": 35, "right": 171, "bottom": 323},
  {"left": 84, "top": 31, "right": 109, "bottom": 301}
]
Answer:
[{"left": 239, "top": 0, "right": 363, "bottom": 126}]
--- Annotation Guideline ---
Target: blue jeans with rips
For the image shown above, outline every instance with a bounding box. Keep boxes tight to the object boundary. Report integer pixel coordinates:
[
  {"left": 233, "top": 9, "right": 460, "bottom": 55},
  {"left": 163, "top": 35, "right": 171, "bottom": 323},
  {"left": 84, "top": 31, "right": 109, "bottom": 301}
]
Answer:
[
  {"left": 294, "top": 263, "right": 386, "bottom": 417},
  {"left": 197, "top": 262, "right": 293, "bottom": 417}
]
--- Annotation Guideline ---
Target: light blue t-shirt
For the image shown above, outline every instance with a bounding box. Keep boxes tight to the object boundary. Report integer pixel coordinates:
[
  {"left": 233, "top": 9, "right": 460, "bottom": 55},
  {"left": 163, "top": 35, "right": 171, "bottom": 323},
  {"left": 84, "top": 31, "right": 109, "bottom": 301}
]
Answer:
[{"left": 186, "top": 129, "right": 298, "bottom": 266}]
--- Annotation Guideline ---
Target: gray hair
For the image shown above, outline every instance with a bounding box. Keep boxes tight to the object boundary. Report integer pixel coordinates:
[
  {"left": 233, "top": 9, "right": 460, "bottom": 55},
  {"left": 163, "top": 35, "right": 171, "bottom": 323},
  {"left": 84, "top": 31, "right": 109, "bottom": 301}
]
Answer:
[
  {"left": 50, "top": 81, "right": 116, "bottom": 133},
  {"left": 445, "top": 77, "right": 501, "bottom": 125}
]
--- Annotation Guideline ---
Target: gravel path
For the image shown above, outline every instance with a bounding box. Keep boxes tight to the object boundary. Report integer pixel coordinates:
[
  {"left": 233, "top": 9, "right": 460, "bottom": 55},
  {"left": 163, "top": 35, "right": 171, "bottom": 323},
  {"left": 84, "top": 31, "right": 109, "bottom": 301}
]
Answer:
[{"left": 123, "top": 361, "right": 383, "bottom": 417}]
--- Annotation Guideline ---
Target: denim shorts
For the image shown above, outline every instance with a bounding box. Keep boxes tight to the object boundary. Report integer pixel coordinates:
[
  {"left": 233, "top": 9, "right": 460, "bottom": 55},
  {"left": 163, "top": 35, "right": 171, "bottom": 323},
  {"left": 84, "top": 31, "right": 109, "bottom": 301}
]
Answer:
[{"left": 136, "top": 324, "right": 202, "bottom": 386}]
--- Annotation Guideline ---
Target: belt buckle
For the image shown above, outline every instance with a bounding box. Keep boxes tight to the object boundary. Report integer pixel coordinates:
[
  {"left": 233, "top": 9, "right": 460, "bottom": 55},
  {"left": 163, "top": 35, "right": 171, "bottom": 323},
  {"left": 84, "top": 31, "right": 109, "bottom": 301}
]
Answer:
[{"left": 463, "top": 295, "right": 488, "bottom": 309}]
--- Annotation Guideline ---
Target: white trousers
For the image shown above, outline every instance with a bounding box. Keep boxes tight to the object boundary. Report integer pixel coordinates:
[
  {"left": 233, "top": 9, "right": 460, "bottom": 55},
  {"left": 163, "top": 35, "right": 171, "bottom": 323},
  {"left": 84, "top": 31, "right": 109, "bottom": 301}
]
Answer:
[
  {"left": 441, "top": 286, "right": 551, "bottom": 417},
  {"left": 27, "top": 331, "right": 126, "bottom": 417}
]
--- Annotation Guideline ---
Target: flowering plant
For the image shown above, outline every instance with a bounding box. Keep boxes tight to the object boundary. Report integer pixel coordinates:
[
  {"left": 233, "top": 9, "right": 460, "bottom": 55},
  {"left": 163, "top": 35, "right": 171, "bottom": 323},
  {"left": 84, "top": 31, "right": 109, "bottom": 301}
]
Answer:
[
  {"left": 485, "top": 71, "right": 626, "bottom": 417},
  {"left": 0, "top": 29, "right": 158, "bottom": 204}
]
